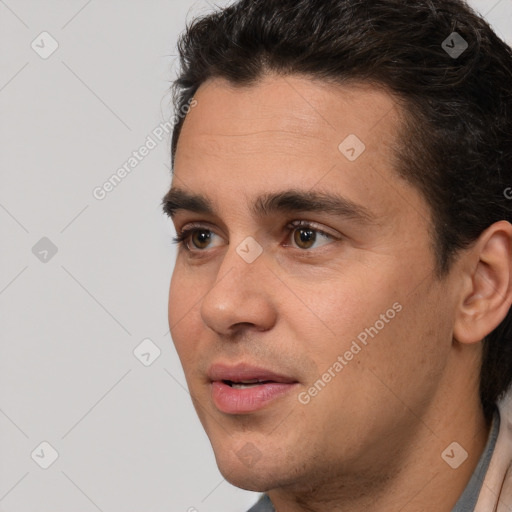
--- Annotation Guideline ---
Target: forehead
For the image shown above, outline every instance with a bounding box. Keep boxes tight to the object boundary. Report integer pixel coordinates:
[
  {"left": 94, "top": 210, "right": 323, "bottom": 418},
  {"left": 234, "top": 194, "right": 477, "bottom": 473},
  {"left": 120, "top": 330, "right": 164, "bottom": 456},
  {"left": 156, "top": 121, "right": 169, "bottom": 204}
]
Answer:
[
  {"left": 172, "top": 75, "right": 423, "bottom": 223},
  {"left": 177, "top": 75, "right": 399, "bottom": 154}
]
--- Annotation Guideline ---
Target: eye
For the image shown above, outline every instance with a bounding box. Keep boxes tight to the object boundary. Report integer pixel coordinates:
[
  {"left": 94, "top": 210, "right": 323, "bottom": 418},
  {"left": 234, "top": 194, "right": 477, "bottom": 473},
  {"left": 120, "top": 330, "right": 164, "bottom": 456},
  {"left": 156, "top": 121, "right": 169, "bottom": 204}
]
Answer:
[
  {"left": 172, "top": 220, "right": 339, "bottom": 253},
  {"left": 172, "top": 225, "right": 223, "bottom": 251},
  {"left": 285, "top": 220, "right": 338, "bottom": 250}
]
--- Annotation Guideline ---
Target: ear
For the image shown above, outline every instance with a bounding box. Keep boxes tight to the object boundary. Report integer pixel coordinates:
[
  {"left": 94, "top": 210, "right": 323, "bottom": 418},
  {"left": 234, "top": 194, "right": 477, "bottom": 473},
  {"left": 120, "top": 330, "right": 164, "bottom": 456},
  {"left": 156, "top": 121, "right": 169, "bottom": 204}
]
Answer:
[{"left": 453, "top": 220, "right": 512, "bottom": 345}]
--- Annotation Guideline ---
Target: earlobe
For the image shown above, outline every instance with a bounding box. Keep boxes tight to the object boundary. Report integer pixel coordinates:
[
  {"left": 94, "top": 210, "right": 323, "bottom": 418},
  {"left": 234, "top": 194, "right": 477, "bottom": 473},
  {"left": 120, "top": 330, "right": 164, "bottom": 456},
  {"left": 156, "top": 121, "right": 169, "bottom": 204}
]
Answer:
[{"left": 453, "top": 220, "right": 512, "bottom": 345}]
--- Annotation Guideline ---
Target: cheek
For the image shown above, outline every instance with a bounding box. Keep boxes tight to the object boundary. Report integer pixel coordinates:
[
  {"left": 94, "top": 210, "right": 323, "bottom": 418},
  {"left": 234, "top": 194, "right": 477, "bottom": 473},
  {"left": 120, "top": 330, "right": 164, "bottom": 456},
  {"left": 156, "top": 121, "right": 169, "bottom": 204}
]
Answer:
[
  {"left": 293, "top": 292, "right": 446, "bottom": 449},
  {"left": 356, "top": 281, "right": 451, "bottom": 404},
  {"left": 167, "top": 271, "right": 182, "bottom": 326},
  {"left": 297, "top": 274, "right": 397, "bottom": 349},
  {"left": 168, "top": 263, "right": 202, "bottom": 325},
  {"left": 294, "top": 268, "right": 441, "bottom": 396},
  {"left": 168, "top": 269, "right": 203, "bottom": 361}
]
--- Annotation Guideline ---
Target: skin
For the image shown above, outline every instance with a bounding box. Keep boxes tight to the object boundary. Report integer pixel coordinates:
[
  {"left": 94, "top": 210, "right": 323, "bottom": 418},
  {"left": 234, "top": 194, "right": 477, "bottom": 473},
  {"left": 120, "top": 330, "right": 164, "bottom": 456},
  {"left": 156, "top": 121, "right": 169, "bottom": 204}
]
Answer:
[{"left": 165, "top": 75, "right": 512, "bottom": 512}]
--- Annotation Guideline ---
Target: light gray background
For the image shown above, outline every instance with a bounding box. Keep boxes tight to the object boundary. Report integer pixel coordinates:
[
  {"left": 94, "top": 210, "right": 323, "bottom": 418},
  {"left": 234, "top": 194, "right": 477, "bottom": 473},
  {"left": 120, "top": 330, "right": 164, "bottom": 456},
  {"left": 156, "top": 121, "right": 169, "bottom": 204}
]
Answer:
[{"left": 1, "top": 1, "right": 511, "bottom": 511}]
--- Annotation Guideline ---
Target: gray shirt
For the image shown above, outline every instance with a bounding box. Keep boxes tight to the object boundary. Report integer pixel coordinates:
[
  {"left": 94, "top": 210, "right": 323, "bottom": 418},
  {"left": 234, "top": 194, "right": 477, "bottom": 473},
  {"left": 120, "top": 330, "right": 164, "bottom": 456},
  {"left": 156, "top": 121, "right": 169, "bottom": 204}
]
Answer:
[
  {"left": 246, "top": 408, "right": 500, "bottom": 512},
  {"left": 451, "top": 408, "right": 500, "bottom": 511}
]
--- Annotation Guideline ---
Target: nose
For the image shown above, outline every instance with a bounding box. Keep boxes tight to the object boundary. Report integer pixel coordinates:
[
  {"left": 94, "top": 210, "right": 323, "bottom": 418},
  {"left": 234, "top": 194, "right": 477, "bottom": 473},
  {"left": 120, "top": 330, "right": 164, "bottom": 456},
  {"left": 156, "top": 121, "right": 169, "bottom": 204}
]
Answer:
[{"left": 200, "top": 244, "right": 277, "bottom": 336}]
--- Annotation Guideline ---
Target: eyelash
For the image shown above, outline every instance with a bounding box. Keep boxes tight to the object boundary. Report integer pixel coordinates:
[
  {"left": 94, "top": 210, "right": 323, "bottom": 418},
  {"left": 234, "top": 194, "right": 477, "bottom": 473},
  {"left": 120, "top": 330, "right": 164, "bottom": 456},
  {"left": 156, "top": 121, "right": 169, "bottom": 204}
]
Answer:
[{"left": 171, "top": 220, "right": 338, "bottom": 252}]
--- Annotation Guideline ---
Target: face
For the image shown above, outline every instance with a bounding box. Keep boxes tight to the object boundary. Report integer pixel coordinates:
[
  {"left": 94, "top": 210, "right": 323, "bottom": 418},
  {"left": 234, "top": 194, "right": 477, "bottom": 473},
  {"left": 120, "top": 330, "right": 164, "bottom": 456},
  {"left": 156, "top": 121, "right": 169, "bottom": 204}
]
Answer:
[{"left": 166, "top": 75, "right": 459, "bottom": 492}]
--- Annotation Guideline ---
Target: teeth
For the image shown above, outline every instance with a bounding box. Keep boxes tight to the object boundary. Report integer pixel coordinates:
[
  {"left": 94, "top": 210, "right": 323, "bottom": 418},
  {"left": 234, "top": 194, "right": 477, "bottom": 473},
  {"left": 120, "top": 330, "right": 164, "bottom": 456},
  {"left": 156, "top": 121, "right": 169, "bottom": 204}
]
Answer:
[
  {"left": 223, "top": 379, "right": 273, "bottom": 389},
  {"left": 231, "top": 382, "right": 260, "bottom": 389}
]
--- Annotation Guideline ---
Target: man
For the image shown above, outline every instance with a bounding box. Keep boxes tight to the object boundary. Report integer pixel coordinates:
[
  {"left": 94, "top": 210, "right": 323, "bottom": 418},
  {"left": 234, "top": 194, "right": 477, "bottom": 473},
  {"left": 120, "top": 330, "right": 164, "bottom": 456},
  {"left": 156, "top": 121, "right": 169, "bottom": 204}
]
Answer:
[{"left": 162, "top": 0, "right": 512, "bottom": 510}]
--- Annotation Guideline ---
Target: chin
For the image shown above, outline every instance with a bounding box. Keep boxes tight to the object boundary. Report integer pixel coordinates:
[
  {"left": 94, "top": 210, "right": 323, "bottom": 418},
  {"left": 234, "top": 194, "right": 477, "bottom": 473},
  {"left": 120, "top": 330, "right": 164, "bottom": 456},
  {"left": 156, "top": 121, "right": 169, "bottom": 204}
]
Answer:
[
  {"left": 218, "top": 461, "right": 276, "bottom": 492},
  {"left": 212, "top": 446, "right": 284, "bottom": 492}
]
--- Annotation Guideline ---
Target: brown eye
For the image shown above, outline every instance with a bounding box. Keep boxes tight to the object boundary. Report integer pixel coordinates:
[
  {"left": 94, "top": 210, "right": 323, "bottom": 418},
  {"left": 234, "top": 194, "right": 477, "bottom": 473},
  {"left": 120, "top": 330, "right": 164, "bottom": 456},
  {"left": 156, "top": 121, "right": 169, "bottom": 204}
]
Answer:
[
  {"left": 190, "top": 230, "right": 212, "bottom": 249},
  {"left": 293, "top": 228, "right": 317, "bottom": 249},
  {"left": 172, "top": 225, "right": 225, "bottom": 253},
  {"left": 286, "top": 221, "right": 338, "bottom": 250}
]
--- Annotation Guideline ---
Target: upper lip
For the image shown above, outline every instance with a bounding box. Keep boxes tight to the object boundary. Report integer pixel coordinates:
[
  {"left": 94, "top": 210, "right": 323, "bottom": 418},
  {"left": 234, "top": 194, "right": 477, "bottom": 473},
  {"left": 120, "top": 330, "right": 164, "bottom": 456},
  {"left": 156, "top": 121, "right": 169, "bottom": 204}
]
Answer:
[{"left": 208, "top": 362, "right": 298, "bottom": 384}]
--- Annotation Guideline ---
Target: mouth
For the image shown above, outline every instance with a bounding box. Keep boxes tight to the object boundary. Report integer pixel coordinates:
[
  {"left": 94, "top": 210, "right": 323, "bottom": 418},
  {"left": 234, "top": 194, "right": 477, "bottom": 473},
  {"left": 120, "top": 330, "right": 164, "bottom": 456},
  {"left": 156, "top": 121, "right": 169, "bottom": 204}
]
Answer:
[
  {"left": 208, "top": 363, "right": 299, "bottom": 414},
  {"left": 222, "top": 379, "right": 274, "bottom": 389}
]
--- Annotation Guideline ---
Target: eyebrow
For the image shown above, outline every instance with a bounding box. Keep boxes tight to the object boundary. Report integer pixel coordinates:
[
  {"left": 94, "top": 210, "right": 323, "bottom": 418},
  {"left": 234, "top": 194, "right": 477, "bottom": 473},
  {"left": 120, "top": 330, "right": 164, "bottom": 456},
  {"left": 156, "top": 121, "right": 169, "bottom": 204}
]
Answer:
[{"left": 162, "top": 187, "right": 377, "bottom": 225}]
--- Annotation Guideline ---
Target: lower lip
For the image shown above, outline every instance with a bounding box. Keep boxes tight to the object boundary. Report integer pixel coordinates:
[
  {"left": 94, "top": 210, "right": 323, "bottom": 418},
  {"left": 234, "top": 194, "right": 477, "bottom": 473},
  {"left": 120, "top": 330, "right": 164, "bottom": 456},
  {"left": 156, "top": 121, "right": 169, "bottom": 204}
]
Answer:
[{"left": 211, "top": 381, "right": 297, "bottom": 414}]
